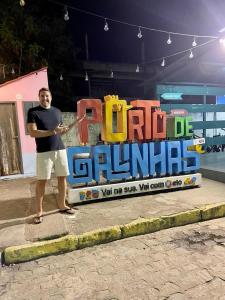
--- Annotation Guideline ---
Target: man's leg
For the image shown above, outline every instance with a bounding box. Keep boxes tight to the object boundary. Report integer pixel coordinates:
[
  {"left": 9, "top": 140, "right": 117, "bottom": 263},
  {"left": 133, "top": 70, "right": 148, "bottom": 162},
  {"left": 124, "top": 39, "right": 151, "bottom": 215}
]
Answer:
[
  {"left": 55, "top": 150, "right": 74, "bottom": 213},
  {"left": 36, "top": 179, "right": 47, "bottom": 217},
  {"left": 57, "top": 176, "right": 69, "bottom": 210},
  {"left": 35, "top": 151, "right": 52, "bottom": 221}
]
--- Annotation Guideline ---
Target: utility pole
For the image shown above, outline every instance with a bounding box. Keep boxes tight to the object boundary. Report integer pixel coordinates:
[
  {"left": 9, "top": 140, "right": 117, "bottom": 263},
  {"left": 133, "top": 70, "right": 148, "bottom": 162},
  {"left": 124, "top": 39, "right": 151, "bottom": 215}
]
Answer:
[
  {"left": 85, "top": 32, "right": 89, "bottom": 61},
  {"left": 85, "top": 32, "right": 91, "bottom": 97},
  {"left": 141, "top": 41, "right": 147, "bottom": 97},
  {"left": 19, "top": 45, "right": 23, "bottom": 76}
]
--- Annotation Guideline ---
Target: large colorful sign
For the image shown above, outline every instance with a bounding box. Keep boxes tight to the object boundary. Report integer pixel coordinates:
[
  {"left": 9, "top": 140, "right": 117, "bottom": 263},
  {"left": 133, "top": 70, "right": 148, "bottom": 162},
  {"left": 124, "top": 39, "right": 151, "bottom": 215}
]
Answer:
[{"left": 67, "top": 95, "right": 202, "bottom": 202}]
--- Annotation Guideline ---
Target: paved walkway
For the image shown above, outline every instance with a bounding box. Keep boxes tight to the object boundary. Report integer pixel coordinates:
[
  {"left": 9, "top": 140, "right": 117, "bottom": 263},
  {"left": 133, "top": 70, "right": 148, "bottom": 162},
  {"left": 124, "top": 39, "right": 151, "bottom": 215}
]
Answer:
[
  {"left": 2, "top": 218, "right": 225, "bottom": 299},
  {"left": 1, "top": 175, "right": 225, "bottom": 253}
]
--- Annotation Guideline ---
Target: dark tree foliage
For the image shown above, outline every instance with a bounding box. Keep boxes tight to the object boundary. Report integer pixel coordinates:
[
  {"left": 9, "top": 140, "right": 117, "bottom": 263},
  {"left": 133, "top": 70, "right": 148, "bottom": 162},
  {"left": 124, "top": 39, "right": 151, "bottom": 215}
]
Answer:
[{"left": 0, "top": 0, "right": 79, "bottom": 110}]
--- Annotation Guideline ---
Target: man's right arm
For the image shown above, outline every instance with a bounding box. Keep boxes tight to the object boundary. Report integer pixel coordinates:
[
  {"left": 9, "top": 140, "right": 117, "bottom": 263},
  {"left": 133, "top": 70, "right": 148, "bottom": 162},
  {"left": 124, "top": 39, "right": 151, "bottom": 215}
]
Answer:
[{"left": 27, "top": 123, "right": 57, "bottom": 138}]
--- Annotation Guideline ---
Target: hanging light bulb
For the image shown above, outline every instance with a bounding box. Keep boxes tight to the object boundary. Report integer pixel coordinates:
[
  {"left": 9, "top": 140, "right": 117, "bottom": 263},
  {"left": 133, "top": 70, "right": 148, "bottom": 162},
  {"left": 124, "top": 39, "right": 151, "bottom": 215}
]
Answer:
[
  {"left": 60, "top": 74, "right": 63, "bottom": 81},
  {"left": 104, "top": 19, "right": 109, "bottom": 31},
  {"left": 219, "top": 38, "right": 225, "bottom": 47},
  {"left": 85, "top": 72, "right": 89, "bottom": 81},
  {"left": 110, "top": 70, "right": 114, "bottom": 78},
  {"left": 19, "top": 0, "right": 25, "bottom": 6},
  {"left": 161, "top": 58, "right": 166, "bottom": 67},
  {"left": 11, "top": 68, "right": 15, "bottom": 75},
  {"left": 219, "top": 27, "right": 225, "bottom": 33},
  {"left": 192, "top": 37, "right": 197, "bottom": 47},
  {"left": 64, "top": 6, "right": 69, "bottom": 21},
  {"left": 189, "top": 49, "right": 194, "bottom": 59},
  {"left": 137, "top": 27, "right": 142, "bottom": 39},
  {"left": 167, "top": 33, "right": 172, "bottom": 45},
  {"left": 136, "top": 64, "right": 140, "bottom": 73}
]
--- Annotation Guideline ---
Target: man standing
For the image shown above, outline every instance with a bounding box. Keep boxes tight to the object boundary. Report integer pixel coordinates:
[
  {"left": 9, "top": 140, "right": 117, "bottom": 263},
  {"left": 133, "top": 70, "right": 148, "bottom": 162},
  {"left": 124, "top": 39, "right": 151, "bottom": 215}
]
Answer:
[{"left": 27, "top": 87, "right": 84, "bottom": 224}]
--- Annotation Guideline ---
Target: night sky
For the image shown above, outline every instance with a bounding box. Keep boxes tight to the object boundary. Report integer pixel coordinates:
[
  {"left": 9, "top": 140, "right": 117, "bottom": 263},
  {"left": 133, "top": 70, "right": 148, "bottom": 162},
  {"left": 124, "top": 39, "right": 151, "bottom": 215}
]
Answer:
[{"left": 62, "top": 0, "right": 225, "bottom": 65}]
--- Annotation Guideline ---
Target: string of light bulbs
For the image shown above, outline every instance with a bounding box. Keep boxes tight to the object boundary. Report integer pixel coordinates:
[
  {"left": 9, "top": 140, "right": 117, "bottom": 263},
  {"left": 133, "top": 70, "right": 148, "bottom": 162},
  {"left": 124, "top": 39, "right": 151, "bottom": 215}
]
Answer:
[
  {"left": 80, "top": 38, "right": 218, "bottom": 82},
  {"left": 46, "top": 0, "right": 220, "bottom": 75},
  {"left": 18, "top": 0, "right": 221, "bottom": 82},
  {"left": 47, "top": 0, "right": 218, "bottom": 40},
  {"left": 142, "top": 38, "right": 218, "bottom": 67}
]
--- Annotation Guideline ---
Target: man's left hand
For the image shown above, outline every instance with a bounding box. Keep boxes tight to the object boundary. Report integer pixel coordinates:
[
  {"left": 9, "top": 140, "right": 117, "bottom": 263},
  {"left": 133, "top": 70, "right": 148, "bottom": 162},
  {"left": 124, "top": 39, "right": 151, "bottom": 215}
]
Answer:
[{"left": 55, "top": 125, "right": 69, "bottom": 135}]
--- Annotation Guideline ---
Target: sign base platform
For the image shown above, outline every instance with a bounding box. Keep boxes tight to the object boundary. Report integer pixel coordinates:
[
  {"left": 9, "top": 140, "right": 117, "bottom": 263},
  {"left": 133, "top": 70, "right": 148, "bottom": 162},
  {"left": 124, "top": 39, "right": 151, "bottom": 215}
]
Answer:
[{"left": 67, "top": 173, "right": 202, "bottom": 204}]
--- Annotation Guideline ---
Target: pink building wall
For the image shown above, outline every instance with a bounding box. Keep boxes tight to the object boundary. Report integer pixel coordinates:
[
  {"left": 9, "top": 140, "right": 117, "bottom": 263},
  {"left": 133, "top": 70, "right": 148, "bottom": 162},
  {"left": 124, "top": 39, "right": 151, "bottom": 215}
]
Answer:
[{"left": 0, "top": 67, "right": 49, "bottom": 154}]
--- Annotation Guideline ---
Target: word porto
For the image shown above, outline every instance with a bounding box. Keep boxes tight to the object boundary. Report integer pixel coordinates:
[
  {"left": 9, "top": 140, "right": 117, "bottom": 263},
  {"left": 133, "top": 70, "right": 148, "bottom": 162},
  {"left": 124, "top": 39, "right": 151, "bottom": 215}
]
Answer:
[{"left": 76, "top": 95, "right": 193, "bottom": 144}]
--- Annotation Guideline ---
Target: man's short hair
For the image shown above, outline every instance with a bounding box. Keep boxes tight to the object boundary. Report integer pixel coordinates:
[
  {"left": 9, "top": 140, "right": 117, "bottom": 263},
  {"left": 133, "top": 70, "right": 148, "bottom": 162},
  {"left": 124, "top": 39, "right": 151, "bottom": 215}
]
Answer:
[{"left": 38, "top": 87, "right": 51, "bottom": 96}]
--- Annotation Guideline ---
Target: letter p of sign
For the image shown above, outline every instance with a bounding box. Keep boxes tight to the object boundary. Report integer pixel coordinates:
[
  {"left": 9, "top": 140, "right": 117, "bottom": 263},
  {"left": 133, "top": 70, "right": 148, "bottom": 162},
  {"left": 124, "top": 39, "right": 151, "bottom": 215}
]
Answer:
[{"left": 77, "top": 99, "right": 102, "bottom": 144}]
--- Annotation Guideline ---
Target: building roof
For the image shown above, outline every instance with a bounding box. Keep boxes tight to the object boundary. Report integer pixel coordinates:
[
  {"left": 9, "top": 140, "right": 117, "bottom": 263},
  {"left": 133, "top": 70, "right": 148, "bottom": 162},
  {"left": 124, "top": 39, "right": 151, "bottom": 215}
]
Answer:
[{"left": 0, "top": 67, "right": 48, "bottom": 89}]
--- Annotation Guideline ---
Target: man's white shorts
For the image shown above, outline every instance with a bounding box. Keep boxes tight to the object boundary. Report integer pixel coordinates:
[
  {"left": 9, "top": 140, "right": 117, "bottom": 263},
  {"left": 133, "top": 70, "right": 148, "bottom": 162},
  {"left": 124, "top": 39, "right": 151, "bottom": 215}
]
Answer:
[{"left": 36, "top": 149, "right": 70, "bottom": 180}]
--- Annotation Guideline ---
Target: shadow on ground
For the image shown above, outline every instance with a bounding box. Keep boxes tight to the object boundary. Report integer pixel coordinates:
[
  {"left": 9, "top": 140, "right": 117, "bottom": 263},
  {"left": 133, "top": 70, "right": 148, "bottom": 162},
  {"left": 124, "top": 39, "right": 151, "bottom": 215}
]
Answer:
[{"left": 0, "top": 194, "right": 59, "bottom": 228}]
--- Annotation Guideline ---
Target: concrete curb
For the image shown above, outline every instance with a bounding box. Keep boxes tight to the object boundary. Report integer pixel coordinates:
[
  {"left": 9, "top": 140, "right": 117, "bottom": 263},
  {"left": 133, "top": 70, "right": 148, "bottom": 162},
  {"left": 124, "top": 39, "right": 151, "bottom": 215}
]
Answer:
[
  {"left": 78, "top": 225, "right": 121, "bottom": 249},
  {"left": 201, "top": 203, "right": 225, "bottom": 220},
  {"left": 121, "top": 217, "right": 163, "bottom": 238},
  {"left": 3, "top": 202, "right": 225, "bottom": 265},
  {"left": 161, "top": 209, "right": 201, "bottom": 229},
  {"left": 3, "top": 235, "right": 78, "bottom": 265}
]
